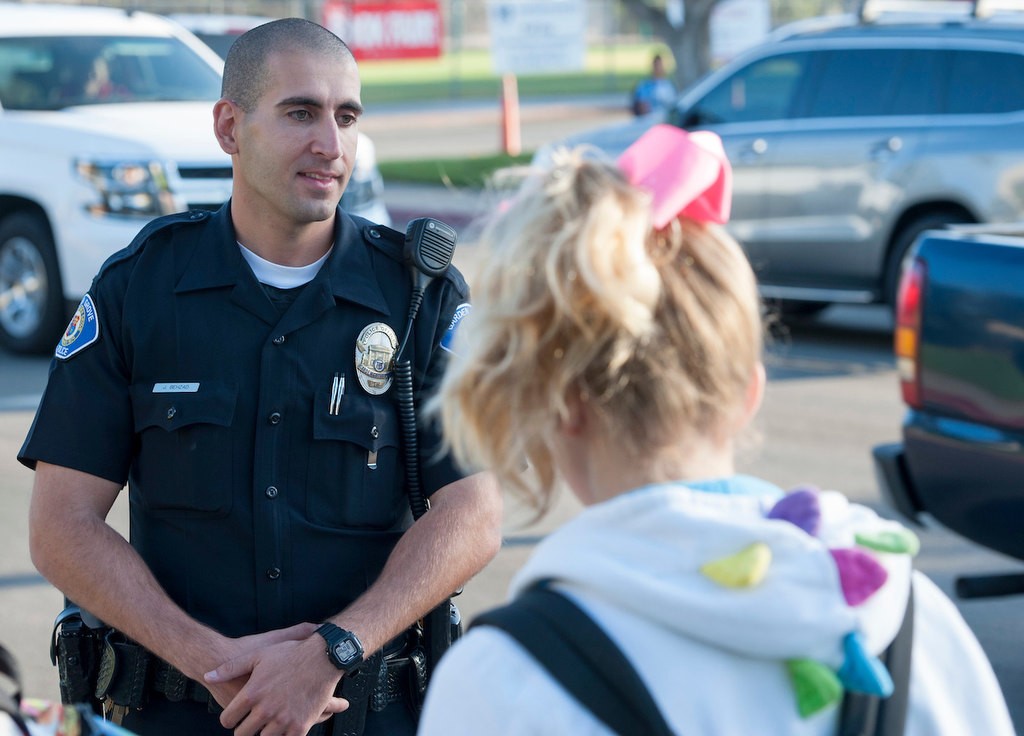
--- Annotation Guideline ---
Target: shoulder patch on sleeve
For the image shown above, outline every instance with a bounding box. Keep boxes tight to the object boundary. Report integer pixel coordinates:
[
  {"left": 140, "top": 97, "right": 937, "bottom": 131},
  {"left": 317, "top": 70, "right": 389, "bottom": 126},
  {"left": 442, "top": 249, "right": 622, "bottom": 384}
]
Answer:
[
  {"left": 440, "top": 302, "right": 471, "bottom": 354},
  {"left": 55, "top": 294, "right": 100, "bottom": 360}
]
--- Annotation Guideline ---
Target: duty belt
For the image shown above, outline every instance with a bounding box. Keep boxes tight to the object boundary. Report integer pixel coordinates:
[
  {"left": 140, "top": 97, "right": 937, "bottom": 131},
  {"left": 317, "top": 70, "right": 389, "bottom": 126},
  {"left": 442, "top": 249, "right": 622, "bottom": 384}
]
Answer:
[
  {"left": 94, "top": 630, "right": 425, "bottom": 733},
  {"left": 311, "top": 647, "right": 427, "bottom": 736},
  {"left": 93, "top": 632, "right": 215, "bottom": 719}
]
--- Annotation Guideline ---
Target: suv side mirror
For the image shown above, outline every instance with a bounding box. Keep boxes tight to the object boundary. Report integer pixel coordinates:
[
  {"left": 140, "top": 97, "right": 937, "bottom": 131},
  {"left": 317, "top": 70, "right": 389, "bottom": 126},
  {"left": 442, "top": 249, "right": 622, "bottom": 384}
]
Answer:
[{"left": 671, "top": 106, "right": 707, "bottom": 130}]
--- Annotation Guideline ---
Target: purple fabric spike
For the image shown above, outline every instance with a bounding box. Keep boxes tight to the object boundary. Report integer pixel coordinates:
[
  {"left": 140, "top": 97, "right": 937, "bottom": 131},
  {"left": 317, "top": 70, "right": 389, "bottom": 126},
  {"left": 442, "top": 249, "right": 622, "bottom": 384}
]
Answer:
[
  {"left": 831, "top": 548, "right": 888, "bottom": 606},
  {"left": 767, "top": 487, "right": 822, "bottom": 537}
]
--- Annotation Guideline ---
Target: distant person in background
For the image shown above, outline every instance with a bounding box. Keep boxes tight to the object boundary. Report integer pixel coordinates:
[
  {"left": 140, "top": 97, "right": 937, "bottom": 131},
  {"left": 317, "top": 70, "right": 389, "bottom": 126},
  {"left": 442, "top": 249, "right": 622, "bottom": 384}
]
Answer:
[
  {"left": 82, "top": 56, "right": 128, "bottom": 101},
  {"left": 56, "top": 54, "right": 129, "bottom": 105},
  {"left": 630, "top": 53, "right": 676, "bottom": 116}
]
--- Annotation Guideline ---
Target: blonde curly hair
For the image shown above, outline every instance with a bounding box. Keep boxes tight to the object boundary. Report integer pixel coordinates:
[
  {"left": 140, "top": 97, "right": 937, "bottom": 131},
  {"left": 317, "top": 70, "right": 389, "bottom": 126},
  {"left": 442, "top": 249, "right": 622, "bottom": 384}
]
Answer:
[{"left": 432, "top": 147, "right": 763, "bottom": 514}]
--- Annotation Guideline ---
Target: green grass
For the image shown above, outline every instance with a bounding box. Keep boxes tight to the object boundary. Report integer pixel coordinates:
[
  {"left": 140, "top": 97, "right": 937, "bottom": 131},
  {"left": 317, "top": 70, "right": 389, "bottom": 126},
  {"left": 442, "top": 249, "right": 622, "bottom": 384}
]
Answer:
[
  {"left": 378, "top": 152, "right": 533, "bottom": 188},
  {"left": 359, "top": 43, "right": 667, "bottom": 104}
]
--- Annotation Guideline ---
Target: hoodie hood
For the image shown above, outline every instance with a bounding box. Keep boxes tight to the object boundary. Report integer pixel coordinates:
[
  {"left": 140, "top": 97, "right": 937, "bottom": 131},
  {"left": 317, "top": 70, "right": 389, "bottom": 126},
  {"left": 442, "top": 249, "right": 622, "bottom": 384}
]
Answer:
[{"left": 510, "top": 476, "right": 920, "bottom": 717}]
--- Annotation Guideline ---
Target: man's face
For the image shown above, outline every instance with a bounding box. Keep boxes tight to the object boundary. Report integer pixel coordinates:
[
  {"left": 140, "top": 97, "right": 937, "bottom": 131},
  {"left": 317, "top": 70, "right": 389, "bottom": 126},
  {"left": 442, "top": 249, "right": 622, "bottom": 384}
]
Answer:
[{"left": 228, "top": 49, "right": 362, "bottom": 227}]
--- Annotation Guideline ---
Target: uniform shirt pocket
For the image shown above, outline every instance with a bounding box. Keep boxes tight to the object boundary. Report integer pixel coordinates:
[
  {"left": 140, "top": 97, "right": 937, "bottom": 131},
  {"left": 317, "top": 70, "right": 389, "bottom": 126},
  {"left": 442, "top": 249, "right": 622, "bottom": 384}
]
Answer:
[
  {"left": 130, "top": 381, "right": 238, "bottom": 516},
  {"left": 309, "top": 390, "right": 404, "bottom": 529}
]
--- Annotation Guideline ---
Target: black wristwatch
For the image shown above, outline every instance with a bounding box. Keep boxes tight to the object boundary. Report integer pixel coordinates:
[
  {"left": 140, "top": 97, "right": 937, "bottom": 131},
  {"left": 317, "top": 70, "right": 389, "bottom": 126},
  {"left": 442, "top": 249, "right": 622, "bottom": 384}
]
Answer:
[{"left": 315, "top": 623, "right": 364, "bottom": 673}]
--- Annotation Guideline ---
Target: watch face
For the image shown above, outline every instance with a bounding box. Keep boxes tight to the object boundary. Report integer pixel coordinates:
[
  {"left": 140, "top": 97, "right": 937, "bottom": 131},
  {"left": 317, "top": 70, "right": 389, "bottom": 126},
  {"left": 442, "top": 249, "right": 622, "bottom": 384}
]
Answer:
[
  {"left": 318, "top": 623, "right": 363, "bottom": 671},
  {"left": 333, "top": 639, "right": 359, "bottom": 663}
]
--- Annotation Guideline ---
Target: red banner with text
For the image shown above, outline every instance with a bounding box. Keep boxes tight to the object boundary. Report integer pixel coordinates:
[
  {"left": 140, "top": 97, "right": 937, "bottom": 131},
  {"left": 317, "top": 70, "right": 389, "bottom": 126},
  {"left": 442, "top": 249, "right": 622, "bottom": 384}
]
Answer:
[{"left": 322, "top": 1, "right": 443, "bottom": 60}]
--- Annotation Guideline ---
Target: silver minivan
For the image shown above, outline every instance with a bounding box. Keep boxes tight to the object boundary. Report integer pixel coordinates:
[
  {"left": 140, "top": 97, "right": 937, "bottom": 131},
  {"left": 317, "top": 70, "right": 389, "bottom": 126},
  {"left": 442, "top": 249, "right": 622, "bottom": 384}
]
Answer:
[{"left": 545, "top": 13, "right": 1024, "bottom": 311}]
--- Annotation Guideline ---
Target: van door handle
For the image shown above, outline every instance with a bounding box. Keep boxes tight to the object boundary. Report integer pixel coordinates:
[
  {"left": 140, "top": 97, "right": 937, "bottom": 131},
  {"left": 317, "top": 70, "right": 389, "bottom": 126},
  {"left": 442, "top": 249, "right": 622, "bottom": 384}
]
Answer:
[
  {"left": 870, "top": 136, "right": 903, "bottom": 160},
  {"left": 737, "top": 138, "right": 768, "bottom": 161}
]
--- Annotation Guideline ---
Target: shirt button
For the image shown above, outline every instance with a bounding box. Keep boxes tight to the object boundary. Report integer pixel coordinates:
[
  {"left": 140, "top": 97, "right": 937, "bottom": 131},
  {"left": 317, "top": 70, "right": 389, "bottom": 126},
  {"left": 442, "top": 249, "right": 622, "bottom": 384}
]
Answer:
[
  {"left": 272, "top": 335, "right": 286, "bottom": 345},
  {"left": 265, "top": 486, "right": 278, "bottom": 499},
  {"left": 370, "top": 425, "right": 379, "bottom": 439},
  {"left": 166, "top": 407, "right": 176, "bottom": 420},
  {"left": 269, "top": 412, "right": 282, "bottom": 425},
  {"left": 369, "top": 229, "right": 381, "bottom": 239},
  {"left": 266, "top": 567, "right": 281, "bottom": 580}
]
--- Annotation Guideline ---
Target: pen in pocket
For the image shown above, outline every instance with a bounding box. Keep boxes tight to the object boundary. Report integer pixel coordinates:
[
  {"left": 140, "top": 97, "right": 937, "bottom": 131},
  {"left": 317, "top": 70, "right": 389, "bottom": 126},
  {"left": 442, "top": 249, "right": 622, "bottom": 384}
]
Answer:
[{"left": 329, "top": 373, "right": 345, "bottom": 415}]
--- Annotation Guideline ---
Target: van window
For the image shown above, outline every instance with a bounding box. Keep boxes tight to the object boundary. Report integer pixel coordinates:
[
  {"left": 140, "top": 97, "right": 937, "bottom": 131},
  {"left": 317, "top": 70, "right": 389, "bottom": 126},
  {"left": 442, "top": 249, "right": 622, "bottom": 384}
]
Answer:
[
  {"left": 804, "top": 49, "right": 941, "bottom": 118},
  {"left": 945, "top": 50, "right": 1024, "bottom": 114},
  {"left": 888, "top": 50, "right": 942, "bottom": 115},
  {"left": 687, "top": 52, "right": 810, "bottom": 125}
]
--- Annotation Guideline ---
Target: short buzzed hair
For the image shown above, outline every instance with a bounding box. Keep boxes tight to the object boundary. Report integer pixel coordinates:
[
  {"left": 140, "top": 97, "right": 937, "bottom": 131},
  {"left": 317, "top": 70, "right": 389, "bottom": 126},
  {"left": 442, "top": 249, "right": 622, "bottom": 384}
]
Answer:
[{"left": 222, "top": 18, "right": 354, "bottom": 111}]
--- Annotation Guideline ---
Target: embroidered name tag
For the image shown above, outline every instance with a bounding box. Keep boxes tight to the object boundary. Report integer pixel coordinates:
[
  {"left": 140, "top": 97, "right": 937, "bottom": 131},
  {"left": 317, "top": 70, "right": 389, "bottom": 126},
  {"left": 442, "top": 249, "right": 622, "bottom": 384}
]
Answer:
[{"left": 153, "top": 383, "right": 200, "bottom": 393}]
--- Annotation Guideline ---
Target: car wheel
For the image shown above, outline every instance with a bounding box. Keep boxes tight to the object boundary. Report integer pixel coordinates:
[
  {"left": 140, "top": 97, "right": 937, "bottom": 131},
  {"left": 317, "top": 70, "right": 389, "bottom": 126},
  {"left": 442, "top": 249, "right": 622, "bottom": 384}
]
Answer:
[
  {"left": 0, "top": 212, "right": 66, "bottom": 354},
  {"left": 885, "top": 213, "right": 966, "bottom": 308}
]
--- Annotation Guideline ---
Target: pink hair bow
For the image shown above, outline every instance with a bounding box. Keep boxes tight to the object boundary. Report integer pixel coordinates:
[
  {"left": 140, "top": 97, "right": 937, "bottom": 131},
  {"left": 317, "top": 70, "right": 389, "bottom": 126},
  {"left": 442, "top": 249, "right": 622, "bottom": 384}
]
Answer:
[{"left": 617, "top": 124, "right": 732, "bottom": 229}]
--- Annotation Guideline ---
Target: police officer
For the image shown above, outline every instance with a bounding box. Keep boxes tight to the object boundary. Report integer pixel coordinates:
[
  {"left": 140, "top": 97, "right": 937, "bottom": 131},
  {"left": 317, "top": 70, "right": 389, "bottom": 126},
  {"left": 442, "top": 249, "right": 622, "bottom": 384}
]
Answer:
[{"left": 20, "top": 18, "right": 502, "bottom": 736}]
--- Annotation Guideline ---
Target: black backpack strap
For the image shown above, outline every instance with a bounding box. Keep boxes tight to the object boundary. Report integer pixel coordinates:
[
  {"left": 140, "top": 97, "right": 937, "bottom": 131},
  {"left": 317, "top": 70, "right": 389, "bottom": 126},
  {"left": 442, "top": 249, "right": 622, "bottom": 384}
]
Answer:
[
  {"left": 471, "top": 582, "right": 674, "bottom": 736},
  {"left": 839, "top": 581, "right": 914, "bottom": 736}
]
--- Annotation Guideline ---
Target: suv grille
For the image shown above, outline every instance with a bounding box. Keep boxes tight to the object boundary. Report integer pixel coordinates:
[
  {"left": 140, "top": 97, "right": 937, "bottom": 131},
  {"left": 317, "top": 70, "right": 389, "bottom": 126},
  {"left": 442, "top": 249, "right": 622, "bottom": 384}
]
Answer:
[{"left": 178, "top": 165, "right": 232, "bottom": 179}]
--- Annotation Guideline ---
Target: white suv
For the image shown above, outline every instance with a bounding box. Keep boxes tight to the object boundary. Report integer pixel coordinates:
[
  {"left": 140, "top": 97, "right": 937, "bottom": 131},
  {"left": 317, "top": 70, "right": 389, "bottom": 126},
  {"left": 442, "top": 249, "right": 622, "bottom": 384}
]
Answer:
[{"left": 0, "top": 3, "right": 389, "bottom": 354}]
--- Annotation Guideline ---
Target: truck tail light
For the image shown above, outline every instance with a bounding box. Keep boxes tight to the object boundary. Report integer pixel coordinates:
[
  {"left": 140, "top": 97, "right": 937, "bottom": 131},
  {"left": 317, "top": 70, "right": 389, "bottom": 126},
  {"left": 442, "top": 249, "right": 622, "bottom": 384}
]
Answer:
[{"left": 895, "top": 258, "right": 925, "bottom": 408}]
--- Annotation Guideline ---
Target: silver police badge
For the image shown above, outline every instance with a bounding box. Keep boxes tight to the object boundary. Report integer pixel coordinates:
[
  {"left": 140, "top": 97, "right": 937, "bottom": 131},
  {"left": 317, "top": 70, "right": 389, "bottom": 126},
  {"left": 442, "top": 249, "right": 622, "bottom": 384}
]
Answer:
[{"left": 355, "top": 322, "right": 399, "bottom": 395}]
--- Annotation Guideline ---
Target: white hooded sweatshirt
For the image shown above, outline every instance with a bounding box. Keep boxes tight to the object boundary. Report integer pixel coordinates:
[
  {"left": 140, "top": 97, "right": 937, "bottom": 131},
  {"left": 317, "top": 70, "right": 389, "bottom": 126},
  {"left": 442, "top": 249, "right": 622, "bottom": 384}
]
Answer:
[{"left": 418, "top": 476, "right": 1015, "bottom": 736}]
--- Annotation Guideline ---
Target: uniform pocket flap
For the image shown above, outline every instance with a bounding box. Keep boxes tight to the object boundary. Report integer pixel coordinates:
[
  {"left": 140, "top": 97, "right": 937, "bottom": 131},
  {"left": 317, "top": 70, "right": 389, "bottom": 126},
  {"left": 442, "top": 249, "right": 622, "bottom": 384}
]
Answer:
[
  {"left": 313, "top": 391, "right": 399, "bottom": 451},
  {"left": 131, "top": 381, "right": 238, "bottom": 432}
]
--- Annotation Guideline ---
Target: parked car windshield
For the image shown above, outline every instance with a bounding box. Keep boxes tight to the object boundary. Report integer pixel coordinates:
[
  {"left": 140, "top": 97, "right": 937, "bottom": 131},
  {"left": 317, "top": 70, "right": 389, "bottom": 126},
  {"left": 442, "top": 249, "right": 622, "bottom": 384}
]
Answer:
[{"left": 0, "top": 35, "right": 222, "bottom": 111}]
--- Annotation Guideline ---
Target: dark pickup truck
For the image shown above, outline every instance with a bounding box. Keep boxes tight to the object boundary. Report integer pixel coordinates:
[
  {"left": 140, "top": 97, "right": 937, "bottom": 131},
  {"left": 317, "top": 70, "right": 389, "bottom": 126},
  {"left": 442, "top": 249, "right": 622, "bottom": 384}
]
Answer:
[{"left": 873, "top": 225, "right": 1024, "bottom": 599}]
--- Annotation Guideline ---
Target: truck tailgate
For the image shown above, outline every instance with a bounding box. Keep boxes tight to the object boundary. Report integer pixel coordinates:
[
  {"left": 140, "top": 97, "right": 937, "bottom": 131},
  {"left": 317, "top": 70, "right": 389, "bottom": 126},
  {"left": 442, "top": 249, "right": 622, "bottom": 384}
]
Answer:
[{"left": 900, "top": 232, "right": 1024, "bottom": 560}]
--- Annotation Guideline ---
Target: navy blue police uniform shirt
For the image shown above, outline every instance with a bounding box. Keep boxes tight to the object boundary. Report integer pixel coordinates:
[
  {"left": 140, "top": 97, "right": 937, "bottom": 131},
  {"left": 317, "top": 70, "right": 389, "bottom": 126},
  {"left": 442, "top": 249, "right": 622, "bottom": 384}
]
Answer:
[{"left": 18, "top": 203, "right": 472, "bottom": 637}]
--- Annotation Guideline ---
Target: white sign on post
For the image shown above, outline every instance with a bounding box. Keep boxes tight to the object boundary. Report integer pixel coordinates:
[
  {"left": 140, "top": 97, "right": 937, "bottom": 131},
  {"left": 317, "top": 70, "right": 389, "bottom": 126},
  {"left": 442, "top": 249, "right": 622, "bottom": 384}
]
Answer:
[
  {"left": 487, "top": 0, "right": 587, "bottom": 75},
  {"left": 711, "top": 0, "right": 771, "bottom": 65}
]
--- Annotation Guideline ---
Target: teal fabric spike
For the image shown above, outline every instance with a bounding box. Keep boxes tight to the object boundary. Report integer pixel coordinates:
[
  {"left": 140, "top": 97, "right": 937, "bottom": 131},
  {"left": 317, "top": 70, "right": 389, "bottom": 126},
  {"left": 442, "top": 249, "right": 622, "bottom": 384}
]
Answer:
[
  {"left": 837, "top": 632, "right": 894, "bottom": 697},
  {"left": 855, "top": 528, "right": 921, "bottom": 557},
  {"left": 786, "top": 659, "right": 844, "bottom": 717}
]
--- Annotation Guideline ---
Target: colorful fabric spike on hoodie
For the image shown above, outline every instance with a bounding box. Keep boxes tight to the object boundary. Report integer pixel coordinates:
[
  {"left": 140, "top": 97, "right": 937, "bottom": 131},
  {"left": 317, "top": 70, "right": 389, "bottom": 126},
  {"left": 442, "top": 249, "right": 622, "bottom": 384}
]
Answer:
[
  {"left": 424, "top": 473, "right": 1015, "bottom": 736},
  {"left": 700, "top": 485, "right": 920, "bottom": 717},
  {"left": 502, "top": 475, "right": 925, "bottom": 724}
]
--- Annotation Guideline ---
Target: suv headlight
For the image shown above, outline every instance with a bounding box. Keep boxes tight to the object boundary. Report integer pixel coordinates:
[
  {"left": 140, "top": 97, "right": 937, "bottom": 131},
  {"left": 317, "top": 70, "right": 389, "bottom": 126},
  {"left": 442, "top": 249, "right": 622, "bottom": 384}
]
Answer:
[{"left": 74, "top": 159, "right": 180, "bottom": 218}]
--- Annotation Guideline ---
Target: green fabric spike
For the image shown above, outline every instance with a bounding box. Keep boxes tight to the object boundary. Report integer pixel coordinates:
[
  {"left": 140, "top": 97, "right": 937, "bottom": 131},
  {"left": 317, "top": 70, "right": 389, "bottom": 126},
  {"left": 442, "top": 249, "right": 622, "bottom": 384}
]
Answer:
[
  {"left": 855, "top": 528, "right": 920, "bottom": 556},
  {"left": 786, "top": 659, "right": 844, "bottom": 717},
  {"left": 699, "top": 542, "right": 772, "bottom": 588}
]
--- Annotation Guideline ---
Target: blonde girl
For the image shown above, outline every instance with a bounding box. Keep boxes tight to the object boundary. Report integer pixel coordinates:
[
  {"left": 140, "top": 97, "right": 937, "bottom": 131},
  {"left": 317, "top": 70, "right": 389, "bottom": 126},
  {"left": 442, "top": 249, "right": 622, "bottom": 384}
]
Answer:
[{"left": 419, "top": 126, "right": 1014, "bottom": 736}]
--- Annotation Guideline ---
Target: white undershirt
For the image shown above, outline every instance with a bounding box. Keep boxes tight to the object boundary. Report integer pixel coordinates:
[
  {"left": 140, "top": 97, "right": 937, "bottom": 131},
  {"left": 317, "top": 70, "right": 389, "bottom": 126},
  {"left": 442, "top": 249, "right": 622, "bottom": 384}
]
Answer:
[{"left": 237, "top": 242, "right": 332, "bottom": 289}]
